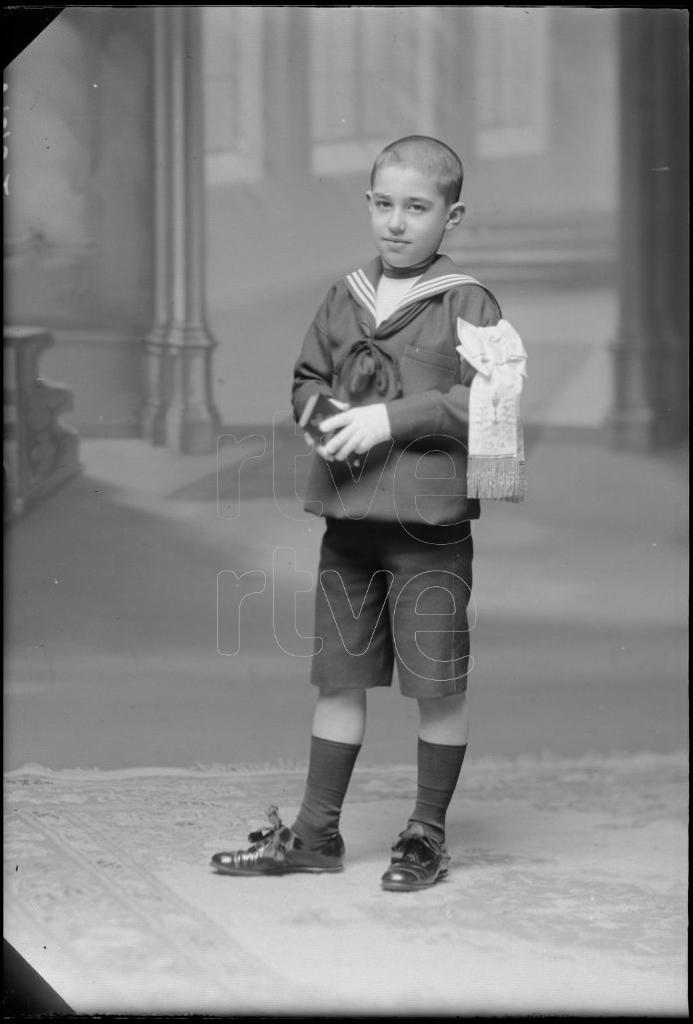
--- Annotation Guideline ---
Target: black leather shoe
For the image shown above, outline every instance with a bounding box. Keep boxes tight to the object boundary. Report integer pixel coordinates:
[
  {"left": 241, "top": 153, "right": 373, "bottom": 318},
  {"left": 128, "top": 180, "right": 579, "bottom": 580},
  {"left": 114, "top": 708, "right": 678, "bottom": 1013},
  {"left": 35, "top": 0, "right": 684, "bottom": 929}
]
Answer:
[
  {"left": 211, "top": 805, "right": 345, "bottom": 875},
  {"left": 380, "top": 822, "right": 450, "bottom": 891}
]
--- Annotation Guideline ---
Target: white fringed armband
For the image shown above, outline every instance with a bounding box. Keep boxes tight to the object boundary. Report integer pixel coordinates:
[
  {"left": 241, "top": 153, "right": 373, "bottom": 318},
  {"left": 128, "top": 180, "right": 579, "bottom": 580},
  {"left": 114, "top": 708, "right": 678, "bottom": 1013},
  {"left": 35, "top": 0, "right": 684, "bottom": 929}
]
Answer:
[{"left": 456, "top": 318, "right": 528, "bottom": 501}]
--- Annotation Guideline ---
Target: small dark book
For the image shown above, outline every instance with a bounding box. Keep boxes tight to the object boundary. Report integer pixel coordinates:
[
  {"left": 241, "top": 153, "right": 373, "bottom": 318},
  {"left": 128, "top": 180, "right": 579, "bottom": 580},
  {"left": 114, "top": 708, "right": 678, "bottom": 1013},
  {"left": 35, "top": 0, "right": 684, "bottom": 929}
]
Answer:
[
  {"left": 298, "top": 393, "right": 361, "bottom": 469},
  {"left": 298, "top": 392, "right": 345, "bottom": 445}
]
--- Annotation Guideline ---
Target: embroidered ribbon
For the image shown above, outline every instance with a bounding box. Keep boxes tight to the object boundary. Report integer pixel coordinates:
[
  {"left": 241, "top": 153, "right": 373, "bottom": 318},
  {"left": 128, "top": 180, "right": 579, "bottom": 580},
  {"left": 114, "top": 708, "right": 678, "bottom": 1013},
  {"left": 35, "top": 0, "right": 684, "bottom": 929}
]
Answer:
[
  {"left": 336, "top": 338, "right": 402, "bottom": 400},
  {"left": 456, "top": 318, "right": 528, "bottom": 501}
]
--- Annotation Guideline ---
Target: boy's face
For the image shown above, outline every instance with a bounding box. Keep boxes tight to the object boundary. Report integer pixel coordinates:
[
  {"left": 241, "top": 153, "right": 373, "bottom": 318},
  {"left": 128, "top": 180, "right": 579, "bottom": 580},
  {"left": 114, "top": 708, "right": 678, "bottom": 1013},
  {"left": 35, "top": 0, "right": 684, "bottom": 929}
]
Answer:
[{"left": 366, "top": 163, "right": 464, "bottom": 271}]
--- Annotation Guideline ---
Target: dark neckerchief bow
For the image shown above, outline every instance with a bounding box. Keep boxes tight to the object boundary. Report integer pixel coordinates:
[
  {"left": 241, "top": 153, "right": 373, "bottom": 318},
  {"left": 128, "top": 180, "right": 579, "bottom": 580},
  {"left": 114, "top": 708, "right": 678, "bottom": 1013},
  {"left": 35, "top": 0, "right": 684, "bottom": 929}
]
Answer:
[
  {"left": 336, "top": 337, "right": 402, "bottom": 399},
  {"left": 338, "top": 258, "right": 450, "bottom": 400}
]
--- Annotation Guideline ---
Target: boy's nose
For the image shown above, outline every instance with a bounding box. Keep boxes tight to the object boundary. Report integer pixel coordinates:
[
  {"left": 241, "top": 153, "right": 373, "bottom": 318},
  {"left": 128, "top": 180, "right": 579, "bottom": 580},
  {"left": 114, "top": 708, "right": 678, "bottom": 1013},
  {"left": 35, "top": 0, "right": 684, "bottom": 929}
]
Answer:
[{"left": 387, "top": 208, "right": 406, "bottom": 233}]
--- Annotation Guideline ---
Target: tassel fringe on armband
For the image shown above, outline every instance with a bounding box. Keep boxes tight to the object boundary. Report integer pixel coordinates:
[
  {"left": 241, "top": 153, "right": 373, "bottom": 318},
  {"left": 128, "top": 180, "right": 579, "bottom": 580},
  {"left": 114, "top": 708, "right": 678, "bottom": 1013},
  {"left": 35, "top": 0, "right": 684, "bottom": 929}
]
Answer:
[{"left": 456, "top": 318, "right": 528, "bottom": 503}]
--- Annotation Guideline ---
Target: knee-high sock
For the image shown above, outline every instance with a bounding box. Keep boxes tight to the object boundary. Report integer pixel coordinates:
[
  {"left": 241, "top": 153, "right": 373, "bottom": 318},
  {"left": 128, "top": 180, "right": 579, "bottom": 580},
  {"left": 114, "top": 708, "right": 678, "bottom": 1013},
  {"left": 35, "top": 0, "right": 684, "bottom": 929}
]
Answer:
[
  {"left": 408, "top": 738, "right": 467, "bottom": 844},
  {"left": 292, "top": 735, "right": 361, "bottom": 847}
]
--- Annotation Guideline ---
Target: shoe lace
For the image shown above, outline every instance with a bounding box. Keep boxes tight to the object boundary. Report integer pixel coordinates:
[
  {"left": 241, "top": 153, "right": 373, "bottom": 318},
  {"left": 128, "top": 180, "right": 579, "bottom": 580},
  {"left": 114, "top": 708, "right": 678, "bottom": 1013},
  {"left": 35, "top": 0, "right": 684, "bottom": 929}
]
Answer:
[
  {"left": 394, "top": 828, "right": 443, "bottom": 865},
  {"left": 246, "top": 804, "right": 283, "bottom": 844},
  {"left": 240, "top": 804, "right": 291, "bottom": 862}
]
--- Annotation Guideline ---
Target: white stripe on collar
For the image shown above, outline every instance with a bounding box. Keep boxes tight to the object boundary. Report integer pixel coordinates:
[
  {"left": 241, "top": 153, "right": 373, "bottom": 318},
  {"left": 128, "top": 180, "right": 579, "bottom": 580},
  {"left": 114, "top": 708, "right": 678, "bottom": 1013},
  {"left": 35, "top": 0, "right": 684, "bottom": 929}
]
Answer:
[
  {"left": 345, "top": 269, "right": 377, "bottom": 319},
  {"left": 402, "top": 273, "right": 482, "bottom": 305},
  {"left": 346, "top": 266, "right": 482, "bottom": 322}
]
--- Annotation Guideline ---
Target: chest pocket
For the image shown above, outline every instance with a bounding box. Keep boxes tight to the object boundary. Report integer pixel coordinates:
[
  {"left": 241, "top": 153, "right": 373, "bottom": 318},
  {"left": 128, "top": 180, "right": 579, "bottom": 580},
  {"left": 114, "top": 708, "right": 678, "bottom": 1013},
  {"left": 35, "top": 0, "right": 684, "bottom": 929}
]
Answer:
[{"left": 400, "top": 344, "right": 461, "bottom": 396}]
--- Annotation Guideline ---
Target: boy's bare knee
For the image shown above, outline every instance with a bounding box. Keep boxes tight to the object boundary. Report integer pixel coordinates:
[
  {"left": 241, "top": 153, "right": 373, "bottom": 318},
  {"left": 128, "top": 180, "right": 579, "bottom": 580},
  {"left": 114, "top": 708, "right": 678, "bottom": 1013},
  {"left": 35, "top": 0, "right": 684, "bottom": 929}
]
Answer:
[
  {"left": 317, "top": 688, "right": 366, "bottom": 708},
  {"left": 417, "top": 692, "right": 469, "bottom": 745},
  {"left": 418, "top": 692, "right": 467, "bottom": 718},
  {"left": 313, "top": 688, "right": 367, "bottom": 745}
]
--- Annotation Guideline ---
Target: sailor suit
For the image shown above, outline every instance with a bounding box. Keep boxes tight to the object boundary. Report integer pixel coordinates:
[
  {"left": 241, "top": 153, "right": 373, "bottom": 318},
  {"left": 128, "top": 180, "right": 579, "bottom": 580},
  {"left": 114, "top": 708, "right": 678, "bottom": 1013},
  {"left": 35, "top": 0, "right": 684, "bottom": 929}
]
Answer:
[{"left": 292, "top": 253, "right": 502, "bottom": 526}]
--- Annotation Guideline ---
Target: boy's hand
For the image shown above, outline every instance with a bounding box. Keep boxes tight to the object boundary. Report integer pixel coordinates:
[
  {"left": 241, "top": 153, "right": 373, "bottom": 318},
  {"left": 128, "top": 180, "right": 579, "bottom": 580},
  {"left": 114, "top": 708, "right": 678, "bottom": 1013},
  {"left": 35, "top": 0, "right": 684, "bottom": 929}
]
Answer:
[
  {"left": 303, "top": 398, "right": 349, "bottom": 450},
  {"left": 317, "top": 403, "right": 392, "bottom": 462}
]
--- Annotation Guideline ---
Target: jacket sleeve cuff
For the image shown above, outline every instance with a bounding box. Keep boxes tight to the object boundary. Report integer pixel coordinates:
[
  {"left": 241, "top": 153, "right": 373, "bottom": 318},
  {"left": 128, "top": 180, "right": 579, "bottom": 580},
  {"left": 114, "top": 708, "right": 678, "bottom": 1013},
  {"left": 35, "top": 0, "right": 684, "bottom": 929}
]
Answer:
[{"left": 386, "top": 391, "right": 442, "bottom": 444}]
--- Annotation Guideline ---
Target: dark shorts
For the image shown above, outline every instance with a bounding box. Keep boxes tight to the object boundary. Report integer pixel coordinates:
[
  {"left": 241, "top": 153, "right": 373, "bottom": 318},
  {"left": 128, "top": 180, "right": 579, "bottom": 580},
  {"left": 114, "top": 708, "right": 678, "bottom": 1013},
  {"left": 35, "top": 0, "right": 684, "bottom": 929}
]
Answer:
[{"left": 311, "top": 517, "right": 474, "bottom": 699}]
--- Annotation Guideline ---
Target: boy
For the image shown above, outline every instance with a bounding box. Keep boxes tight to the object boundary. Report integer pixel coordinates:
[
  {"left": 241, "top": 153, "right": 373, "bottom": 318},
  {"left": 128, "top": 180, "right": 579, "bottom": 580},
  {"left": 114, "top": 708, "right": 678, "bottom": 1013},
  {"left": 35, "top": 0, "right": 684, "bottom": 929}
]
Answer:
[{"left": 212, "top": 135, "right": 521, "bottom": 891}]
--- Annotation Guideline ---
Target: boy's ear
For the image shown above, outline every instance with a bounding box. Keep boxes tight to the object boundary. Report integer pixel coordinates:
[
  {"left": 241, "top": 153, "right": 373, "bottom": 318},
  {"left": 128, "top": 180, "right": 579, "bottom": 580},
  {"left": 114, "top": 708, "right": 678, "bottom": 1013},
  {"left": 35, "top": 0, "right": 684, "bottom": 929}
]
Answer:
[
  {"left": 366, "top": 190, "right": 373, "bottom": 206},
  {"left": 446, "top": 201, "right": 465, "bottom": 229}
]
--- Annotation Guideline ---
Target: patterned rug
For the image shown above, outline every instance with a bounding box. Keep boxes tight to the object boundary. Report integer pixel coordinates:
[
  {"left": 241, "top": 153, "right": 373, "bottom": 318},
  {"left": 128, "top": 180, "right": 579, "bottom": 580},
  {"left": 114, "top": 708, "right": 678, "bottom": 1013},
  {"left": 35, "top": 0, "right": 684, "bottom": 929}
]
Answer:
[{"left": 4, "top": 753, "right": 688, "bottom": 1016}]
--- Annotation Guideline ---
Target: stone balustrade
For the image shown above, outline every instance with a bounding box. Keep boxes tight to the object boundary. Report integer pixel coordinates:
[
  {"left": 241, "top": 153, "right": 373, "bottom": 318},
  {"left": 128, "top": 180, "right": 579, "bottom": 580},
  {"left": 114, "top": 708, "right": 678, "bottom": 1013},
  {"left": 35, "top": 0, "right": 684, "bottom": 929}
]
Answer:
[{"left": 4, "top": 327, "right": 81, "bottom": 518}]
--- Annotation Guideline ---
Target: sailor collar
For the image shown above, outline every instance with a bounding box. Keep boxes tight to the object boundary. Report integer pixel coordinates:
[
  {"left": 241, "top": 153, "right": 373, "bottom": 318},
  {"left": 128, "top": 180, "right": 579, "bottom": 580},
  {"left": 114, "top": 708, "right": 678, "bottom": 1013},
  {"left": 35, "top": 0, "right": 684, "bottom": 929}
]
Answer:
[{"left": 345, "top": 254, "right": 482, "bottom": 325}]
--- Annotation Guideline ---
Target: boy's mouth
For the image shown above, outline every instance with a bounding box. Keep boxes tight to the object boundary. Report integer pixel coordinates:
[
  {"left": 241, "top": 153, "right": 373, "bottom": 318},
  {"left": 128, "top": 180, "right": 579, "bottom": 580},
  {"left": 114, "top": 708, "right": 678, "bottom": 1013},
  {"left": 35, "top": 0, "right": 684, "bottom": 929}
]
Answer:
[{"left": 383, "top": 238, "right": 409, "bottom": 246}]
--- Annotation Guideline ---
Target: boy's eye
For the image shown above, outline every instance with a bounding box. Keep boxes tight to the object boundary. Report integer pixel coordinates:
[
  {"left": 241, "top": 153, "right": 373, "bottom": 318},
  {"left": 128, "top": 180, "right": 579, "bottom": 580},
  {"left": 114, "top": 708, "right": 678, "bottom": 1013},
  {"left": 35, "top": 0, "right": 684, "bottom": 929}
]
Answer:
[
  {"left": 409, "top": 204, "right": 425, "bottom": 213},
  {"left": 375, "top": 200, "right": 391, "bottom": 210}
]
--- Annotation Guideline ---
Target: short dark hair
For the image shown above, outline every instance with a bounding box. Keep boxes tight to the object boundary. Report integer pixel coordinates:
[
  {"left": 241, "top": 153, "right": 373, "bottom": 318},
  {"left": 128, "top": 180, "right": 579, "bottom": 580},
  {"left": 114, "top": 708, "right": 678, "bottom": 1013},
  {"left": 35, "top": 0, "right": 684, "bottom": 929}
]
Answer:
[{"left": 370, "top": 135, "right": 464, "bottom": 204}]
